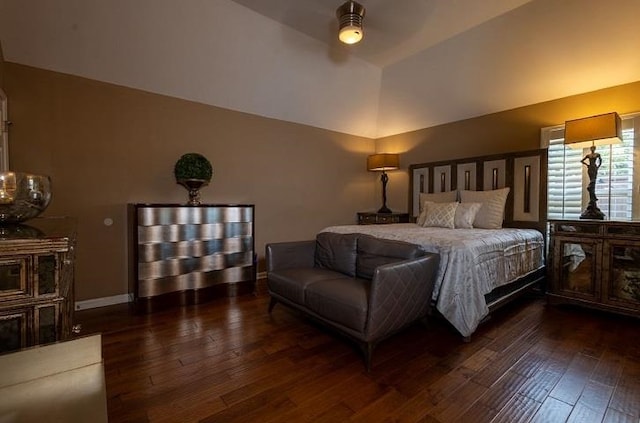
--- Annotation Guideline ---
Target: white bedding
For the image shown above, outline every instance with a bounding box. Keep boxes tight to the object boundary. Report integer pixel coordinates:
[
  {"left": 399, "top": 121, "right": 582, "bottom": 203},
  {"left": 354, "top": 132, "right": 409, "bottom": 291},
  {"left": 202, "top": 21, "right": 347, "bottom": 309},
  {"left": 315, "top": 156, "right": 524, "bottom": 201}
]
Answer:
[{"left": 322, "top": 223, "right": 545, "bottom": 337}]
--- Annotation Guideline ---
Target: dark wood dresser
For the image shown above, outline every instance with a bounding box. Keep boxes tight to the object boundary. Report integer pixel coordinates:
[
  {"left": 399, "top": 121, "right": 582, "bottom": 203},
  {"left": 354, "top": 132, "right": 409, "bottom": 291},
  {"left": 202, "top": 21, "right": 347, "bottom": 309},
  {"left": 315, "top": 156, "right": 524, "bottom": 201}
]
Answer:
[
  {"left": 129, "top": 204, "right": 255, "bottom": 313},
  {"left": 0, "top": 217, "right": 77, "bottom": 354},
  {"left": 548, "top": 219, "right": 640, "bottom": 317}
]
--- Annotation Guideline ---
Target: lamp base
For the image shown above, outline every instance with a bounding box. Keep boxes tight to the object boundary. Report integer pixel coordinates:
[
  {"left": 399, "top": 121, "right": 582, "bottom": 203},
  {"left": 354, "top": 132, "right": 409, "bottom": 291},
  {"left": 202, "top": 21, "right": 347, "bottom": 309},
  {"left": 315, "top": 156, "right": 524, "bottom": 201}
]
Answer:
[
  {"left": 580, "top": 201, "right": 605, "bottom": 220},
  {"left": 377, "top": 206, "right": 392, "bottom": 214}
]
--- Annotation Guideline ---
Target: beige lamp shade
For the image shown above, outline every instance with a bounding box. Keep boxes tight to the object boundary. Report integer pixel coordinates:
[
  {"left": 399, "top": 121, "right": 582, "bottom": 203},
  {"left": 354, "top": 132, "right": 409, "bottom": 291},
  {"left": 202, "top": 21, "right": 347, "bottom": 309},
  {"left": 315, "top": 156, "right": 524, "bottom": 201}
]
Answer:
[
  {"left": 564, "top": 112, "right": 622, "bottom": 149},
  {"left": 367, "top": 153, "right": 399, "bottom": 171}
]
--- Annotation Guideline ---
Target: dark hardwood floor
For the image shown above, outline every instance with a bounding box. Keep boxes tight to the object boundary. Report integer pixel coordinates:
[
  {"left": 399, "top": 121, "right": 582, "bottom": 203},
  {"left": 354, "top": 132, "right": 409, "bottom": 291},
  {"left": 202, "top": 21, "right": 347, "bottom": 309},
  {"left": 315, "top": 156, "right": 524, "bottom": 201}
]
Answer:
[{"left": 77, "top": 281, "right": 640, "bottom": 423}]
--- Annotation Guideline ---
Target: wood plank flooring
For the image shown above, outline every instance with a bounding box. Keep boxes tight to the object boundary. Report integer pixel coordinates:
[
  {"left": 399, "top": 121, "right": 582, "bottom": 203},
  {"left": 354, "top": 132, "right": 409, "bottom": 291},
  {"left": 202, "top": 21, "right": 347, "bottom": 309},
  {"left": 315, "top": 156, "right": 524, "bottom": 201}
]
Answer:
[{"left": 77, "top": 281, "right": 640, "bottom": 423}]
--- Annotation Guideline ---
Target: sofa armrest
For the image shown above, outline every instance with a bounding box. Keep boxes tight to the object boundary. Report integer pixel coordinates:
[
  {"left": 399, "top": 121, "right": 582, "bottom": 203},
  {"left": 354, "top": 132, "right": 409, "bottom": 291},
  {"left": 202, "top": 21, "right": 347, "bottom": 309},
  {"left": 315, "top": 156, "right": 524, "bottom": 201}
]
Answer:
[
  {"left": 266, "top": 240, "right": 316, "bottom": 272},
  {"left": 364, "top": 253, "right": 440, "bottom": 342}
]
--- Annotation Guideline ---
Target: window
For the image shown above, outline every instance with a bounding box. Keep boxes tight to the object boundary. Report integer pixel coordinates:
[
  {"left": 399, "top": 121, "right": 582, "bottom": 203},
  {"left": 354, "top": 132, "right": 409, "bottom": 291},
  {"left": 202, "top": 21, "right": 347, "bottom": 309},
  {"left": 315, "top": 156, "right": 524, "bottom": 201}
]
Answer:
[{"left": 542, "top": 113, "right": 640, "bottom": 220}]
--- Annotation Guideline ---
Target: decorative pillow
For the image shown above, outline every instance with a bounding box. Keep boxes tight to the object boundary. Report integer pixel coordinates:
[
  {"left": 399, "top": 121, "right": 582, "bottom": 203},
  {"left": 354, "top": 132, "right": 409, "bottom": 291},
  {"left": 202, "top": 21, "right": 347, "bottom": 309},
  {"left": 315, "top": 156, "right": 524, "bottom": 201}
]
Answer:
[
  {"left": 418, "top": 191, "right": 458, "bottom": 213},
  {"left": 459, "top": 188, "right": 510, "bottom": 229},
  {"left": 416, "top": 200, "right": 432, "bottom": 226},
  {"left": 416, "top": 191, "right": 458, "bottom": 225},
  {"left": 420, "top": 202, "right": 458, "bottom": 229},
  {"left": 454, "top": 202, "right": 482, "bottom": 229}
]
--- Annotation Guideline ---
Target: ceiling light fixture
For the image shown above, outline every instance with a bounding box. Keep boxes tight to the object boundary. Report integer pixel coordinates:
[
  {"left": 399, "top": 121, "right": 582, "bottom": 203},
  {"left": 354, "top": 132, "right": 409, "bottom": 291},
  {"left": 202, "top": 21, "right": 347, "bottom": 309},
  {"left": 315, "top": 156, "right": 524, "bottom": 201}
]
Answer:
[{"left": 336, "top": 1, "right": 366, "bottom": 45}]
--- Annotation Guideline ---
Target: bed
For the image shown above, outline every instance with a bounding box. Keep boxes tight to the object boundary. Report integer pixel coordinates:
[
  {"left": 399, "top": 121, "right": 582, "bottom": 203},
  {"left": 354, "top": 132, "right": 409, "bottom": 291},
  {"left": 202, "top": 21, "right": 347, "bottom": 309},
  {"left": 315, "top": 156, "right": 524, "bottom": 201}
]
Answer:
[{"left": 324, "top": 149, "right": 548, "bottom": 339}]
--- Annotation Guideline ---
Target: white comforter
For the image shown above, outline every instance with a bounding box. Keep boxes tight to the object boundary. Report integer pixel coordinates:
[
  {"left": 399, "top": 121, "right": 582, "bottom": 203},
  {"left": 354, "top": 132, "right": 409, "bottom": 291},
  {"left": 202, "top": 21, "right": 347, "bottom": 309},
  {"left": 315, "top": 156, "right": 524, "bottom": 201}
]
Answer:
[{"left": 322, "top": 223, "right": 544, "bottom": 337}]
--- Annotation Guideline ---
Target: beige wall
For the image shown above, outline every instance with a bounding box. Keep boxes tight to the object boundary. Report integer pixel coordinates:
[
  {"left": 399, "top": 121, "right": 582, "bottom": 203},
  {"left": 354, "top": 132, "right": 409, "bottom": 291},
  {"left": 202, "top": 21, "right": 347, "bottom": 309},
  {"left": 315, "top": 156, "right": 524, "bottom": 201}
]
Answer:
[
  {"left": 378, "top": 80, "right": 640, "bottom": 210},
  {"left": 0, "top": 43, "right": 4, "bottom": 88},
  {"left": 5, "top": 61, "right": 640, "bottom": 302},
  {"left": 4, "top": 63, "right": 377, "bottom": 301}
]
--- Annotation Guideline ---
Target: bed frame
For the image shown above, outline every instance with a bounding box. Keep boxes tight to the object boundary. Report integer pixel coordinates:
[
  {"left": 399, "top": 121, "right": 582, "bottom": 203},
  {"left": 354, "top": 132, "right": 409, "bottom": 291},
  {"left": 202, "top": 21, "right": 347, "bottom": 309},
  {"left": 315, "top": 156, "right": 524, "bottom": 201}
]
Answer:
[{"left": 409, "top": 149, "right": 548, "bottom": 336}]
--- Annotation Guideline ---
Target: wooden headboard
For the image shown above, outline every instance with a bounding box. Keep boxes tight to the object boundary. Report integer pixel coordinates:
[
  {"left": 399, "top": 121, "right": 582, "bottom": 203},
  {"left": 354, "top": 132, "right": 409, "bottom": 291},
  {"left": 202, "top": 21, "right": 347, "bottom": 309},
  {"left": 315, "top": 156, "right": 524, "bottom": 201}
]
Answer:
[{"left": 409, "top": 149, "right": 548, "bottom": 233}]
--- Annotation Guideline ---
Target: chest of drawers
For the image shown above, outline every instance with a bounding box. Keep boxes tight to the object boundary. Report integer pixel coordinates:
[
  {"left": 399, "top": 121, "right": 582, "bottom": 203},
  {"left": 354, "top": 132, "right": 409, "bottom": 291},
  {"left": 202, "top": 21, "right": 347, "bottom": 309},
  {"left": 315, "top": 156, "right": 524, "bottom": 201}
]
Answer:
[{"left": 0, "top": 217, "right": 77, "bottom": 354}]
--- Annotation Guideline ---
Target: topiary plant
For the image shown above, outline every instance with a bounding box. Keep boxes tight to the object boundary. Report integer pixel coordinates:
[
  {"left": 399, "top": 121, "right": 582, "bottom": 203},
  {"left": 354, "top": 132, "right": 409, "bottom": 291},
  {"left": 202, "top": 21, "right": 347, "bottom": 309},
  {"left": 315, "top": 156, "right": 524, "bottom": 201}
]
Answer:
[
  {"left": 174, "top": 153, "right": 213, "bottom": 182},
  {"left": 174, "top": 153, "right": 213, "bottom": 205}
]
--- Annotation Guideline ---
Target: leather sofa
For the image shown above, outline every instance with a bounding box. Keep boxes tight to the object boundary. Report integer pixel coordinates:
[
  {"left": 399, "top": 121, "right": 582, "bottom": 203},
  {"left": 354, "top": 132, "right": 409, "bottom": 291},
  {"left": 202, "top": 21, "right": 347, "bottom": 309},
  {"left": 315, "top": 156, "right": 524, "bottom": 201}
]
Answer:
[{"left": 266, "top": 232, "right": 440, "bottom": 370}]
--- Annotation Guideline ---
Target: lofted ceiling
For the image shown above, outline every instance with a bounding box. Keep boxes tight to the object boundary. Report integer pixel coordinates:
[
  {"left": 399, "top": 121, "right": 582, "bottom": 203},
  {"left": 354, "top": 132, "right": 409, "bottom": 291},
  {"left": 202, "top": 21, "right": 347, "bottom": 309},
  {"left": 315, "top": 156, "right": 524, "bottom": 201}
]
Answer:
[
  {"left": 230, "top": 0, "right": 534, "bottom": 68},
  {"left": 230, "top": 0, "right": 640, "bottom": 137},
  {"left": 1, "top": 0, "right": 640, "bottom": 138}
]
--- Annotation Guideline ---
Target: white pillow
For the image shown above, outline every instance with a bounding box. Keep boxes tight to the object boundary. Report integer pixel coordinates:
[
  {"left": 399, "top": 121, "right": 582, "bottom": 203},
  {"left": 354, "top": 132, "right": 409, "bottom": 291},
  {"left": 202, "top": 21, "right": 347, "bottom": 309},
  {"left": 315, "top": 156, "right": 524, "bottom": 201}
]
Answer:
[
  {"left": 416, "top": 201, "right": 432, "bottom": 226},
  {"left": 418, "top": 191, "right": 458, "bottom": 213},
  {"left": 459, "top": 188, "right": 510, "bottom": 229},
  {"left": 420, "top": 202, "right": 458, "bottom": 229},
  {"left": 454, "top": 202, "right": 482, "bottom": 229}
]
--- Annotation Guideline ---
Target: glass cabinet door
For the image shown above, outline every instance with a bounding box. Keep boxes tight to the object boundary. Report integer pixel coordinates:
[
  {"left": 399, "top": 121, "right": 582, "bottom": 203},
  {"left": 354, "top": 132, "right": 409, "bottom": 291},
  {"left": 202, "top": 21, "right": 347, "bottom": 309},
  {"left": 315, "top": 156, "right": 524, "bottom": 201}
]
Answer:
[
  {"left": 37, "top": 255, "right": 57, "bottom": 296},
  {"left": 552, "top": 237, "right": 601, "bottom": 301},
  {"left": 0, "top": 258, "right": 28, "bottom": 298},
  {"left": 36, "top": 304, "right": 58, "bottom": 345},
  {"left": 0, "top": 310, "right": 28, "bottom": 353},
  {"left": 603, "top": 240, "right": 640, "bottom": 311}
]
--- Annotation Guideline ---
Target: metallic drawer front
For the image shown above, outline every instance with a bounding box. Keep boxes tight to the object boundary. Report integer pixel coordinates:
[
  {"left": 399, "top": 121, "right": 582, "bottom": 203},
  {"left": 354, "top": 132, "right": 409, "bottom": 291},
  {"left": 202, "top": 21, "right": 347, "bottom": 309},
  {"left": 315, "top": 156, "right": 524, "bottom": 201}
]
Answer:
[
  {"left": 138, "top": 251, "right": 253, "bottom": 281},
  {"left": 138, "top": 237, "right": 253, "bottom": 263},
  {"left": 138, "top": 222, "right": 252, "bottom": 243},
  {"left": 134, "top": 205, "right": 255, "bottom": 299},
  {"left": 138, "top": 266, "right": 254, "bottom": 298},
  {"left": 138, "top": 206, "right": 253, "bottom": 226}
]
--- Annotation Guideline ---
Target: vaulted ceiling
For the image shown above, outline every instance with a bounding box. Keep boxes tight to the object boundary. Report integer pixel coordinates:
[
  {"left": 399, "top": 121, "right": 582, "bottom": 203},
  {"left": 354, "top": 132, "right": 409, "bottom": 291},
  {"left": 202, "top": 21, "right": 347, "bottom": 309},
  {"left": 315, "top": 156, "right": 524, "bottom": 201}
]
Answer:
[
  {"left": 1, "top": 0, "right": 639, "bottom": 138},
  {"left": 230, "top": 0, "right": 533, "bottom": 67}
]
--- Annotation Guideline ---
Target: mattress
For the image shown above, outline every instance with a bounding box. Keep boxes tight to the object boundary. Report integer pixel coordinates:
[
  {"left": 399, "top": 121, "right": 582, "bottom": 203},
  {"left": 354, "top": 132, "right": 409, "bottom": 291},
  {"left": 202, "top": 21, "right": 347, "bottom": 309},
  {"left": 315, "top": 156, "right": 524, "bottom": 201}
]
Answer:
[{"left": 322, "top": 223, "right": 545, "bottom": 337}]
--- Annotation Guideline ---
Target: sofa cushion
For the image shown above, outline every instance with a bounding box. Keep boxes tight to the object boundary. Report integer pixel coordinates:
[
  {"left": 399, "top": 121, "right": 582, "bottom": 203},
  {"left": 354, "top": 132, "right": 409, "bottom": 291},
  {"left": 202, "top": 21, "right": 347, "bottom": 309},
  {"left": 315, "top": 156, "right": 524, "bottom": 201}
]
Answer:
[
  {"left": 356, "top": 235, "right": 425, "bottom": 280},
  {"left": 314, "top": 232, "right": 359, "bottom": 277},
  {"left": 305, "top": 278, "right": 370, "bottom": 332},
  {"left": 267, "top": 268, "right": 346, "bottom": 305}
]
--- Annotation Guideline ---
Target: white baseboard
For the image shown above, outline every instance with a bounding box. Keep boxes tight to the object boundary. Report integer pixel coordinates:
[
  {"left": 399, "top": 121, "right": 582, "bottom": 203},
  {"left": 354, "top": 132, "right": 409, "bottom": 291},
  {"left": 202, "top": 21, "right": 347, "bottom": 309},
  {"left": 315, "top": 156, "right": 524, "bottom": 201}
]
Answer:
[
  {"left": 76, "top": 274, "right": 267, "bottom": 311},
  {"left": 75, "top": 293, "right": 132, "bottom": 311}
]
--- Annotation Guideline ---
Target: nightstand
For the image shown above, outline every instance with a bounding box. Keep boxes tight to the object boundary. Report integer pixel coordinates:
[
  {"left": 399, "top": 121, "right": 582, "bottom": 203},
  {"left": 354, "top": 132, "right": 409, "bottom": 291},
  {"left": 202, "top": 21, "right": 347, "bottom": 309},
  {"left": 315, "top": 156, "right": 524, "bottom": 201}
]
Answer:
[{"left": 357, "top": 212, "right": 410, "bottom": 225}]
